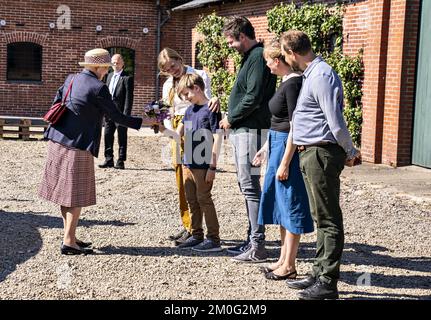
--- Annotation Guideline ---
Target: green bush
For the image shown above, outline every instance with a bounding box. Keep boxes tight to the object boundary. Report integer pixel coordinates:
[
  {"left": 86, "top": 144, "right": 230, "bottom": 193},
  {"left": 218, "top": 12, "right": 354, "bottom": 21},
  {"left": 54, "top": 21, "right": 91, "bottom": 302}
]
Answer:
[{"left": 196, "top": 13, "right": 241, "bottom": 112}]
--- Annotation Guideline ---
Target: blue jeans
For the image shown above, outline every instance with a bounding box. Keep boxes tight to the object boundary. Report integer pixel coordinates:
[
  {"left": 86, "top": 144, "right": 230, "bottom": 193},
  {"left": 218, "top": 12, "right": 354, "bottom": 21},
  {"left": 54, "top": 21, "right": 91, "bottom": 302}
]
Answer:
[{"left": 230, "top": 131, "right": 266, "bottom": 248}]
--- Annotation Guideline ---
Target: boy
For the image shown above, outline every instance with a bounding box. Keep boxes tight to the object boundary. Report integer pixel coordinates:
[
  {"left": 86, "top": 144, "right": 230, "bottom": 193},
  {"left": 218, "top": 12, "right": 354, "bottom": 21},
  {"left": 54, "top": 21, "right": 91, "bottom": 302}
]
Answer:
[{"left": 159, "top": 73, "right": 223, "bottom": 252}]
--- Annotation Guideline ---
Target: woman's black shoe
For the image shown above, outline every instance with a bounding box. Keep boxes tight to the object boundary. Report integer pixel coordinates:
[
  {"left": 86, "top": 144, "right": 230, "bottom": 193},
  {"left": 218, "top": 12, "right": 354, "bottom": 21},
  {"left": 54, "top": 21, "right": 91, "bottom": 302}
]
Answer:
[
  {"left": 61, "top": 244, "right": 94, "bottom": 255},
  {"left": 76, "top": 240, "right": 92, "bottom": 248},
  {"left": 259, "top": 266, "right": 274, "bottom": 274},
  {"left": 265, "top": 270, "right": 297, "bottom": 280}
]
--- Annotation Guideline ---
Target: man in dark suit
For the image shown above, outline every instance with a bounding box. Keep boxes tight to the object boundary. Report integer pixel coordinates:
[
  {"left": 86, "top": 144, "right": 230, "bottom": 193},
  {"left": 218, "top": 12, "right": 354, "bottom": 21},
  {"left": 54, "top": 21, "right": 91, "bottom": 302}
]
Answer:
[{"left": 99, "top": 54, "right": 134, "bottom": 170}]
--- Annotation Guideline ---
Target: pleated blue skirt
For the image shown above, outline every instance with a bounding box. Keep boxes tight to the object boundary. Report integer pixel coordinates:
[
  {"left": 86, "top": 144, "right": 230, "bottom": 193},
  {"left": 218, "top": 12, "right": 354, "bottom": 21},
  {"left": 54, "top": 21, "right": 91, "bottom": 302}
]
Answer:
[{"left": 258, "top": 130, "right": 314, "bottom": 234}]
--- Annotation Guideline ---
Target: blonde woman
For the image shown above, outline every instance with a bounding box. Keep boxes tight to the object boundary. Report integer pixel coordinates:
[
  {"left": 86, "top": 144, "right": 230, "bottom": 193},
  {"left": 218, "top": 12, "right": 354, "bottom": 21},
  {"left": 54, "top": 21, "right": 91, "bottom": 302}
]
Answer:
[
  {"left": 157, "top": 48, "right": 220, "bottom": 244},
  {"left": 252, "top": 39, "right": 313, "bottom": 278}
]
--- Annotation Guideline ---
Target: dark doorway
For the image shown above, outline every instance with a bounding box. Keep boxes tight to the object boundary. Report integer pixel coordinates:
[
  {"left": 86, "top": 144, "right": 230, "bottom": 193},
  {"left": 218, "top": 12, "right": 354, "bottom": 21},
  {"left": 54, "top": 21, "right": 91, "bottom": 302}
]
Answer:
[{"left": 107, "top": 47, "right": 136, "bottom": 76}]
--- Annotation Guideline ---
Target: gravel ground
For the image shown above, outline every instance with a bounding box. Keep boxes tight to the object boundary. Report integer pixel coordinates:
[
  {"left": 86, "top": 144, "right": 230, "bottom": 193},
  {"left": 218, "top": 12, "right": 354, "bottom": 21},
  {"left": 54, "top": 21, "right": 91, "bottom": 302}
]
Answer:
[{"left": 0, "top": 134, "right": 430, "bottom": 300}]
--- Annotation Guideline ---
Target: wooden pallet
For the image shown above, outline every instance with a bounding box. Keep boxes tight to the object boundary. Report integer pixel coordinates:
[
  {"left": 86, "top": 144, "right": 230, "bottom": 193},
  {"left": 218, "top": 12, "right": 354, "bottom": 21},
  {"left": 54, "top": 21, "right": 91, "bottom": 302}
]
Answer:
[{"left": 0, "top": 116, "right": 48, "bottom": 140}]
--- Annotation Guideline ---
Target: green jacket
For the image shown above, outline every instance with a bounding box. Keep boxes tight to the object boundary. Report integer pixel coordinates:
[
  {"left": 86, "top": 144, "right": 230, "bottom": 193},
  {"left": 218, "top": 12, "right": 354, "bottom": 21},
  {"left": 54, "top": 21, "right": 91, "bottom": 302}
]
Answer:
[{"left": 227, "top": 43, "right": 277, "bottom": 131}]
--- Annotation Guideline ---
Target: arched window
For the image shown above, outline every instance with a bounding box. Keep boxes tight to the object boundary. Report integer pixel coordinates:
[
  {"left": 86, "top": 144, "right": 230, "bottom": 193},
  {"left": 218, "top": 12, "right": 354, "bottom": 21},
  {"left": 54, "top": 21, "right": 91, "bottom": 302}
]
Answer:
[
  {"left": 107, "top": 47, "right": 135, "bottom": 76},
  {"left": 7, "top": 42, "right": 42, "bottom": 81}
]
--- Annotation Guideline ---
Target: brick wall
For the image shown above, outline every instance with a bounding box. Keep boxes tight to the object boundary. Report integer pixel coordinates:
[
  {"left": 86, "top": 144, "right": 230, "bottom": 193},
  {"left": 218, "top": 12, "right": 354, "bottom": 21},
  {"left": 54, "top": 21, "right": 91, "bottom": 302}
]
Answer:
[
  {"left": 0, "top": 0, "right": 422, "bottom": 166},
  {"left": 0, "top": 0, "right": 159, "bottom": 117},
  {"left": 164, "top": 1, "right": 371, "bottom": 67},
  {"left": 360, "top": 0, "right": 390, "bottom": 164},
  {"left": 360, "top": 0, "right": 420, "bottom": 166}
]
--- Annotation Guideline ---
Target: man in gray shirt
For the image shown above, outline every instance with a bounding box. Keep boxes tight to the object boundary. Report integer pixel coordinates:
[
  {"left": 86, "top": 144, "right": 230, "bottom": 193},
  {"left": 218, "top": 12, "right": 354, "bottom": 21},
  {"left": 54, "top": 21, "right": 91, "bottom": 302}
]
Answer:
[{"left": 280, "top": 30, "right": 361, "bottom": 300}]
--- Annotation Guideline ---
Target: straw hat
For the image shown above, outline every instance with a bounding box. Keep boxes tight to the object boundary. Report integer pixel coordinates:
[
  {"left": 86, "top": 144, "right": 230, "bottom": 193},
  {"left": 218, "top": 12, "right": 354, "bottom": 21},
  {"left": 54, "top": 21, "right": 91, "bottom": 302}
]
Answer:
[{"left": 79, "top": 48, "right": 113, "bottom": 67}]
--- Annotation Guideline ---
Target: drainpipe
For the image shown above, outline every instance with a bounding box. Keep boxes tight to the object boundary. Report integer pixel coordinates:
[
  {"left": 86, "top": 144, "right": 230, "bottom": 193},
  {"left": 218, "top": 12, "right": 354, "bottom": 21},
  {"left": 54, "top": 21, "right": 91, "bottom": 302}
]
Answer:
[{"left": 156, "top": 0, "right": 170, "bottom": 101}]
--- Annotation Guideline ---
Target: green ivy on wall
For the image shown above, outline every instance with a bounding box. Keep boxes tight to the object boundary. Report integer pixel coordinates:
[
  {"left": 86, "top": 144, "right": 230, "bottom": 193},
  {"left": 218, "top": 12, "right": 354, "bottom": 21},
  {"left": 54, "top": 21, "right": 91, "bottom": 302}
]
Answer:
[
  {"left": 195, "top": 13, "right": 241, "bottom": 113},
  {"left": 267, "top": 3, "right": 363, "bottom": 146}
]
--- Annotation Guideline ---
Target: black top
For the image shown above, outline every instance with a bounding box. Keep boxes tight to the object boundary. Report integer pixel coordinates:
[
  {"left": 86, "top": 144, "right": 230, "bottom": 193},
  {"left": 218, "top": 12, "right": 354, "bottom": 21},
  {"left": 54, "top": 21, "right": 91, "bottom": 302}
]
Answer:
[{"left": 268, "top": 76, "right": 303, "bottom": 132}]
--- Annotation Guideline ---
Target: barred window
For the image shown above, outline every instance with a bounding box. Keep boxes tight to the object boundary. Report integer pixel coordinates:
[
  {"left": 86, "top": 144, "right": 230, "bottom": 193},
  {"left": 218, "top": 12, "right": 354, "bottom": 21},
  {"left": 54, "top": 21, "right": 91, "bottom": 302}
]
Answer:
[{"left": 7, "top": 42, "right": 42, "bottom": 81}]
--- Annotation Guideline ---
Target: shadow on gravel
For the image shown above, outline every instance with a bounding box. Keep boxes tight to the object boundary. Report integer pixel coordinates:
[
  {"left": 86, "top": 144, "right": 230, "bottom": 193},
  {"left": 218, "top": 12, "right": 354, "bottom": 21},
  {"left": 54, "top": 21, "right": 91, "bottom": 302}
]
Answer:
[
  {"left": 95, "top": 239, "right": 282, "bottom": 258},
  {"left": 0, "top": 210, "right": 135, "bottom": 283},
  {"left": 296, "top": 242, "right": 431, "bottom": 293},
  {"left": 342, "top": 271, "right": 431, "bottom": 291},
  {"left": 96, "top": 245, "right": 227, "bottom": 257}
]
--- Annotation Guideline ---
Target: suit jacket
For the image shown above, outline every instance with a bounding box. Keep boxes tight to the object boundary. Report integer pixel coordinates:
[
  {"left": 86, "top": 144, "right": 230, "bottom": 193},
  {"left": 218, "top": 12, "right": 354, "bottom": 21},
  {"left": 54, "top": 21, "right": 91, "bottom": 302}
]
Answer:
[
  {"left": 106, "top": 70, "right": 134, "bottom": 116},
  {"left": 44, "top": 69, "right": 142, "bottom": 157}
]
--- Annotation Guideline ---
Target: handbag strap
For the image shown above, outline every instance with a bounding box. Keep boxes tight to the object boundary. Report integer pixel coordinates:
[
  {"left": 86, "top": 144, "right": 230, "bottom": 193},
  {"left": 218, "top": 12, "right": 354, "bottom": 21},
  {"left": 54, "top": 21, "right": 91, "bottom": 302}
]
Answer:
[{"left": 62, "top": 76, "right": 75, "bottom": 104}]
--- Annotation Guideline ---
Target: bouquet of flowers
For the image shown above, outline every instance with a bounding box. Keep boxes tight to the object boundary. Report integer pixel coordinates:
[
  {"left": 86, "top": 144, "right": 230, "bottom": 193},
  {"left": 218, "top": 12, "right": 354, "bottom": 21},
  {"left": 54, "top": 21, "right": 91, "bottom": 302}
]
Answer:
[{"left": 143, "top": 100, "right": 172, "bottom": 133}]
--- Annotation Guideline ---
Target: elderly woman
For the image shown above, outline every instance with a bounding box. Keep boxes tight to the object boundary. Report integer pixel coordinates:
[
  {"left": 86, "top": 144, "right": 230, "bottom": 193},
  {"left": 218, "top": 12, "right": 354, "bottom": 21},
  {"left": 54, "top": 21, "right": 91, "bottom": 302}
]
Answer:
[
  {"left": 157, "top": 48, "right": 219, "bottom": 245},
  {"left": 38, "top": 49, "right": 143, "bottom": 255}
]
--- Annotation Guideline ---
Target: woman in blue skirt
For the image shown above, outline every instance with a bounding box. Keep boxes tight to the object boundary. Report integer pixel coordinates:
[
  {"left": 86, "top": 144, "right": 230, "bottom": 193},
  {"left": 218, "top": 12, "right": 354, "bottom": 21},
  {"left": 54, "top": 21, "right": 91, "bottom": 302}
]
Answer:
[{"left": 253, "top": 39, "right": 314, "bottom": 280}]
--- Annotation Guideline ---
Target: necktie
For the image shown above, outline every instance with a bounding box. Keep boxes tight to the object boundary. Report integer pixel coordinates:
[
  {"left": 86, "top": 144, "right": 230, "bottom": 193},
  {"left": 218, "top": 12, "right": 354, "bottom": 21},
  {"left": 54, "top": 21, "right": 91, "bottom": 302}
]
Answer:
[{"left": 109, "top": 74, "right": 118, "bottom": 95}]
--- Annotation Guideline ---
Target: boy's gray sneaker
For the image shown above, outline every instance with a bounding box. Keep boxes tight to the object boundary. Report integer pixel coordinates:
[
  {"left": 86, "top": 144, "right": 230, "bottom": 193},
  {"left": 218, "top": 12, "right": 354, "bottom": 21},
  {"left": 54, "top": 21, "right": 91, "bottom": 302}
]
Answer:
[
  {"left": 231, "top": 246, "right": 268, "bottom": 263},
  {"left": 226, "top": 241, "right": 251, "bottom": 255},
  {"left": 192, "top": 239, "right": 223, "bottom": 252},
  {"left": 177, "top": 236, "right": 203, "bottom": 249},
  {"left": 169, "top": 228, "right": 189, "bottom": 241},
  {"left": 173, "top": 231, "right": 192, "bottom": 246}
]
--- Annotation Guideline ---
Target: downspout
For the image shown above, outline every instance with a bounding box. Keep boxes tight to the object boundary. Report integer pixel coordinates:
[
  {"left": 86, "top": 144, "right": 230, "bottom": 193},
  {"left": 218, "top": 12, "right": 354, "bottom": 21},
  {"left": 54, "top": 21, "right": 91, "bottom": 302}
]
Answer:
[{"left": 156, "top": 0, "right": 170, "bottom": 100}]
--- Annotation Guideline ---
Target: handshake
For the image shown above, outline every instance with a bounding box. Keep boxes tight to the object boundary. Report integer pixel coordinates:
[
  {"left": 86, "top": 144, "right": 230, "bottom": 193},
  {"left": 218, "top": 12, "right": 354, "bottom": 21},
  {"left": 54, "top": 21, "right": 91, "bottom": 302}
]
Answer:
[{"left": 142, "top": 100, "right": 171, "bottom": 133}]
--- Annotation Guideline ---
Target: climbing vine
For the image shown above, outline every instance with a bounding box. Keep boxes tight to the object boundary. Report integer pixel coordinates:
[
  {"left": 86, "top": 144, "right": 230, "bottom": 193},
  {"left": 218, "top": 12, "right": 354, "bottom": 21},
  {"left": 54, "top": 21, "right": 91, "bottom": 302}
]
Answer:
[{"left": 195, "top": 13, "right": 241, "bottom": 112}]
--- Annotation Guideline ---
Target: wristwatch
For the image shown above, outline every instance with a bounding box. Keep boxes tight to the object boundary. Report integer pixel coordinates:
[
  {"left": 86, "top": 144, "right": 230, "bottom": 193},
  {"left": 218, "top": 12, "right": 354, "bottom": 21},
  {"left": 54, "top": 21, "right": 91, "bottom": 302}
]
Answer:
[{"left": 209, "top": 166, "right": 217, "bottom": 171}]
